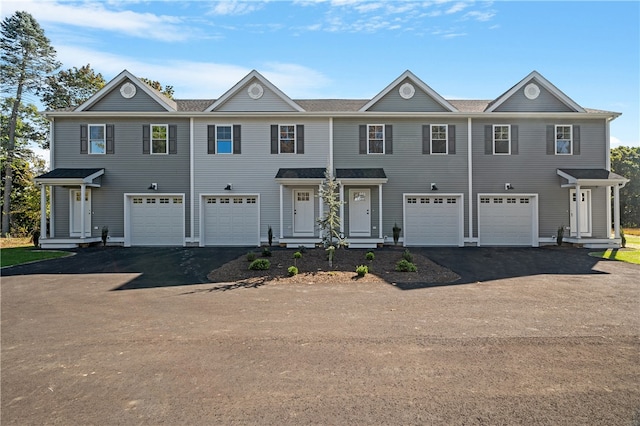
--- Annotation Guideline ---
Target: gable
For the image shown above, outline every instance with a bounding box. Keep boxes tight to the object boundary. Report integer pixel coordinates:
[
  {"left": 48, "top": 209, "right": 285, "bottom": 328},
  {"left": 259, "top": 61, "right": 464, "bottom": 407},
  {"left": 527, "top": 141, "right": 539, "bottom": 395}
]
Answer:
[
  {"left": 214, "top": 77, "right": 299, "bottom": 112},
  {"left": 85, "top": 78, "right": 169, "bottom": 112},
  {"left": 492, "top": 78, "right": 575, "bottom": 112},
  {"left": 366, "top": 78, "right": 451, "bottom": 112}
]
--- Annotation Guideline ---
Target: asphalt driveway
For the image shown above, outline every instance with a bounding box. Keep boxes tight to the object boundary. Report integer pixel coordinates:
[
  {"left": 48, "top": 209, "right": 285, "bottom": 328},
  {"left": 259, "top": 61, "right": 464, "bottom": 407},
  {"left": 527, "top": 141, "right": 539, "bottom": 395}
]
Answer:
[{"left": 2, "top": 246, "right": 639, "bottom": 425}]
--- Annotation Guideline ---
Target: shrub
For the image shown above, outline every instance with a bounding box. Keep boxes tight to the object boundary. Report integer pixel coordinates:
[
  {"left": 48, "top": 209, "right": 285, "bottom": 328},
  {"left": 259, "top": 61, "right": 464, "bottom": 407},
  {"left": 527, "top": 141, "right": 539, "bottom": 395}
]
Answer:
[
  {"left": 393, "top": 222, "right": 401, "bottom": 245},
  {"left": 402, "top": 249, "right": 413, "bottom": 263},
  {"left": 395, "top": 259, "right": 417, "bottom": 272},
  {"left": 246, "top": 252, "right": 256, "bottom": 262},
  {"left": 293, "top": 251, "right": 302, "bottom": 260},
  {"left": 621, "top": 229, "right": 626, "bottom": 248},
  {"left": 297, "top": 245, "right": 307, "bottom": 254},
  {"left": 288, "top": 265, "right": 298, "bottom": 276},
  {"left": 356, "top": 264, "right": 368, "bottom": 277},
  {"left": 365, "top": 251, "right": 375, "bottom": 261},
  {"left": 556, "top": 226, "right": 564, "bottom": 246},
  {"left": 268, "top": 225, "right": 273, "bottom": 247},
  {"left": 249, "top": 259, "right": 271, "bottom": 270},
  {"left": 262, "top": 248, "right": 272, "bottom": 257}
]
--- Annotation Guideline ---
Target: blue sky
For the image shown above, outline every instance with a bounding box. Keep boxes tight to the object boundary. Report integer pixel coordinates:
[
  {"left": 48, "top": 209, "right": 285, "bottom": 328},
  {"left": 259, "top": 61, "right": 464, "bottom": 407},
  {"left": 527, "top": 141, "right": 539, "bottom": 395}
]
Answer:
[{"left": 3, "top": 0, "right": 639, "bottom": 152}]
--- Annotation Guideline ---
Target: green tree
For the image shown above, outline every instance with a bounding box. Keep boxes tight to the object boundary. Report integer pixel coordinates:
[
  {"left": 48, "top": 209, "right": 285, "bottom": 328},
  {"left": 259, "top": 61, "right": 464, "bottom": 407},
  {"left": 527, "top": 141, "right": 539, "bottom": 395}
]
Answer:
[
  {"left": 317, "top": 168, "right": 346, "bottom": 266},
  {"left": 1, "top": 11, "right": 59, "bottom": 237},
  {"left": 611, "top": 146, "right": 640, "bottom": 227},
  {"left": 140, "top": 77, "right": 174, "bottom": 99},
  {"left": 40, "top": 64, "right": 105, "bottom": 110}
]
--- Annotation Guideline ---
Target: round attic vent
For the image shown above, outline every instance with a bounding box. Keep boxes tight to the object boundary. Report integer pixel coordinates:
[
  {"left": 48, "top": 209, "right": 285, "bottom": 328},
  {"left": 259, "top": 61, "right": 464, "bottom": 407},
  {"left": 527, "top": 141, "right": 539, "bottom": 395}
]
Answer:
[
  {"left": 399, "top": 82, "right": 415, "bottom": 99},
  {"left": 120, "top": 82, "right": 136, "bottom": 99},
  {"left": 248, "top": 83, "right": 264, "bottom": 99},
  {"left": 524, "top": 83, "right": 540, "bottom": 100}
]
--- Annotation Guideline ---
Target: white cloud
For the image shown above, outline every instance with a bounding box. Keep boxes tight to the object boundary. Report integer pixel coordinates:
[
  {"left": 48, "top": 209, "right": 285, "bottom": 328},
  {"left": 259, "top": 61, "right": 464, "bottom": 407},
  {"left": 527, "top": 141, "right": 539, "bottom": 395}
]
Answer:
[{"left": 208, "top": 1, "right": 265, "bottom": 16}]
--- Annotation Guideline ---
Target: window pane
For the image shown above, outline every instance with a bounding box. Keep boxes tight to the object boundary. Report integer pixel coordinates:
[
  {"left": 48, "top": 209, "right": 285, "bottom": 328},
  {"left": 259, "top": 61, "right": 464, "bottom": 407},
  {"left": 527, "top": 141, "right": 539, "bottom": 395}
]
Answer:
[
  {"left": 369, "top": 140, "right": 383, "bottom": 153},
  {"left": 217, "top": 126, "right": 231, "bottom": 140},
  {"left": 432, "top": 139, "right": 447, "bottom": 154},
  {"left": 151, "top": 125, "right": 167, "bottom": 154},
  {"left": 152, "top": 140, "right": 167, "bottom": 153},
  {"left": 556, "top": 140, "right": 571, "bottom": 154},
  {"left": 279, "top": 125, "right": 295, "bottom": 153},
  {"left": 280, "top": 140, "right": 295, "bottom": 153},
  {"left": 90, "top": 140, "right": 105, "bottom": 154},
  {"left": 217, "top": 140, "right": 232, "bottom": 154},
  {"left": 495, "top": 140, "right": 510, "bottom": 154},
  {"left": 90, "top": 126, "right": 104, "bottom": 139},
  {"left": 89, "top": 125, "right": 105, "bottom": 154},
  {"left": 152, "top": 126, "right": 167, "bottom": 140}
]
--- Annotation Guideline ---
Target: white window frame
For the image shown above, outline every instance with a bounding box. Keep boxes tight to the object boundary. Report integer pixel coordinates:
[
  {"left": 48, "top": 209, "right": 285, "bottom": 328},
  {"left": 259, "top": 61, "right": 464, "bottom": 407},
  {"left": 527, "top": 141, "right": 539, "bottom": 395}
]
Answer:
[
  {"left": 493, "top": 124, "right": 511, "bottom": 155},
  {"left": 88, "top": 124, "right": 106, "bottom": 155},
  {"left": 367, "top": 124, "right": 385, "bottom": 154},
  {"left": 430, "top": 124, "right": 448, "bottom": 155},
  {"left": 151, "top": 124, "right": 168, "bottom": 155},
  {"left": 279, "top": 124, "right": 296, "bottom": 154},
  {"left": 555, "top": 124, "right": 572, "bottom": 155},
  {"left": 216, "top": 124, "right": 233, "bottom": 155}
]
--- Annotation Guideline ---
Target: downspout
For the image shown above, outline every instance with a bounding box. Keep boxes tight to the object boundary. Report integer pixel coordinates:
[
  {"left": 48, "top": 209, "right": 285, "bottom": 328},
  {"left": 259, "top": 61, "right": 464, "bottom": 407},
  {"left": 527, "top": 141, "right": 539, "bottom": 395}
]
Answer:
[
  {"left": 49, "top": 118, "right": 55, "bottom": 238},
  {"left": 467, "top": 117, "right": 473, "bottom": 244},
  {"left": 605, "top": 117, "right": 612, "bottom": 237},
  {"left": 190, "top": 117, "right": 194, "bottom": 244}
]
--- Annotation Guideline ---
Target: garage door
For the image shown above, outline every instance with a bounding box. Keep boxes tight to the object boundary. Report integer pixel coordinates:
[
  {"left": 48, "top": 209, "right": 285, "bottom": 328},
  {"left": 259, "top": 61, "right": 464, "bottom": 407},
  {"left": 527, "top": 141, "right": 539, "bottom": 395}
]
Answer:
[
  {"left": 478, "top": 195, "right": 535, "bottom": 246},
  {"left": 404, "top": 195, "right": 463, "bottom": 246},
  {"left": 203, "top": 195, "right": 259, "bottom": 246},
  {"left": 129, "top": 196, "right": 184, "bottom": 246}
]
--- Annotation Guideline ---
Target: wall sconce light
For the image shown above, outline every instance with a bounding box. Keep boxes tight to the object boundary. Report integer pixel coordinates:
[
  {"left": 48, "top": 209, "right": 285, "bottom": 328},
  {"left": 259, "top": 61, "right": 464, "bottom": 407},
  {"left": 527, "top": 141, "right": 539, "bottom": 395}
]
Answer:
[
  {"left": 431, "top": 183, "right": 438, "bottom": 191},
  {"left": 148, "top": 183, "right": 158, "bottom": 190},
  {"left": 224, "top": 183, "right": 232, "bottom": 191},
  {"left": 505, "top": 183, "right": 514, "bottom": 190}
]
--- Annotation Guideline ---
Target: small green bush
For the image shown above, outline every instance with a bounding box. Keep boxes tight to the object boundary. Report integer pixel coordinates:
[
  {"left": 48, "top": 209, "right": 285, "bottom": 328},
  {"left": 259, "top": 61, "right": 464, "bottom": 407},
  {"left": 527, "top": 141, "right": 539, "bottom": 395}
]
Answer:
[
  {"left": 249, "top": 259, "right": 271, "bottom": 270},
  {"left": 293, "top": 251, "right": 302, "bottom": 260},
  {"left": 365, "top": 251, "right": 375, "bottom": 261},
  {"left": 288, "top": 265, "right": 298, "bottom": 276},
  {"left": 262, "top": 248, "right": 272, "bottom": 257},
  {"left": 246, "top": 252, "right": 256, "bottom": 262},
  {"left": 297, "top": 245, "right": 307, "bottom": 253},
  {"left": 356, "top": 264, "right": 368, "bottom": 277},
  {"left": 402, "top": 249, "right": 413, "bottom": 263},
  {"left": 395, "top": 259, "right": 417, "bottom": 272}
]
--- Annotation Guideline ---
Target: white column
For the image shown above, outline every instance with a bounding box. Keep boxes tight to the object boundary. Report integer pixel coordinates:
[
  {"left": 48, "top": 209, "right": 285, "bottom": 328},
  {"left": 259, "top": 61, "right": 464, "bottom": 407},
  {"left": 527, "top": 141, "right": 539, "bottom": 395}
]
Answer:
[
  {"left": 318, "top": 183, "right": 324, "bottom": 239},
  {"left": 279, "top": 184, "right": 284, "bottom": 239},
  {"left": 80, "top": 184, "right": 86, "bottom": 239},
  {"left": 339, "top": 182, "right": 344, "bottom": 234},
  {"left": 40, "top": 184, "right": 47, "bottom": 240},
  {"left": 467, "top": 117, "right": 473, "bottom": 242},
  {"left": 378, "top": 184, "right": 383, "bottom": 239},
  {"left": 189, "top": 117, "right": 194, "bottom": 243},
  {"left": 613, "top": 184, "right": 621, "bottom": 239},
  {"left": 575, "top": 184, "right": 581, "bottom": 240}
]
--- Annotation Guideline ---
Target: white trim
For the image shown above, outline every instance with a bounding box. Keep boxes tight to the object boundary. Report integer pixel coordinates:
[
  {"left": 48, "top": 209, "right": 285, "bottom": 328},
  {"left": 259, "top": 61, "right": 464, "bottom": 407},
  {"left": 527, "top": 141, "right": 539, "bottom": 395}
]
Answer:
[
  {"left": 88, "top": 124, "right": 106, "bottom": 155},
  {"left": 189, "top": 117, "right": 194, "bottom": 243},
  {"left": 467, "top": 118, "right": 473, "bottom": 242},
  {"left": 150, "top": 124, "right": 169, "bottom": 155},
  {"left": 278, "top": 124, "right": 297, "bottom": 154},
  {"left": 279, "top": 185, "right": 284, "bottom": 239},
  {"left": 554, "top": 124, "right": 573, "bottom": 155},
  {"left": 492, "top": 124, "right": 511, "bottom": 155},
  {"left": 329, "top": 117, "right": 333, "bottom": 172},
  {"left": 214, "top": 123, "right": 234, "bottom": 155},
  {"left": 198, "top": 193, "right": 260, "bottom": 247},
  {"left": 477, "top": 193, "right": 539, "bottom": 247},
  {"left": 124, "top": 193, "right": 185, "bottom": 247},
  {"left": 430, "top": 124, "right": 448, "bottom": 155},
  {"left": 49, "top": 118, "right": 55, "bottom": 169},
  {"left": 402, "top": 193, "right": 465, "bottom": 247},
  {"left": 367, "top": 124, "right": 385, "bottom": 154}
]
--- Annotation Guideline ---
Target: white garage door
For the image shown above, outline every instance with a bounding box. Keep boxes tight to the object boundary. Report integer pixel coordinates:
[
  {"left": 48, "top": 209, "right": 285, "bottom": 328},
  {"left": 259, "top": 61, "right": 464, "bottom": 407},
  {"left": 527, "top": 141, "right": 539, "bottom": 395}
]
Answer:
[
  {"left": 404, "top": 195, "right": 463, "bottom": 246},
  {"left": 203, "top": 195, "right": 259, "bottom": 246},
  {"left": 130, "top": 196, "right": 184, "bottom": 246},
  {"left": 478, "top": 195, "right": 535, "bottom": 246}
]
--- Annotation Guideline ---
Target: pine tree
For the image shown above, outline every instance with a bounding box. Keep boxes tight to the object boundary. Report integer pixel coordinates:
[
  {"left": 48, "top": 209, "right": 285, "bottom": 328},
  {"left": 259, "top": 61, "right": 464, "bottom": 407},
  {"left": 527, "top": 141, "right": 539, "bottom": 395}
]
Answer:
[
  {"left": 317, "top": 167, "right": 346, "bottom": 266},
  {"left": 1, "top": 11, "right": 59, "bottom": 237}
]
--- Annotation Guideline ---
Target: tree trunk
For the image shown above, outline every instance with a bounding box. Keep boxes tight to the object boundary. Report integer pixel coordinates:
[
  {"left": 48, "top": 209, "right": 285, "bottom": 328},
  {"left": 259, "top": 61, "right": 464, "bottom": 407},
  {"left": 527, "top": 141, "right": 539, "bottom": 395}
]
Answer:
[{"left": 2, "top": 85, "right": 23, "bottom": 237}]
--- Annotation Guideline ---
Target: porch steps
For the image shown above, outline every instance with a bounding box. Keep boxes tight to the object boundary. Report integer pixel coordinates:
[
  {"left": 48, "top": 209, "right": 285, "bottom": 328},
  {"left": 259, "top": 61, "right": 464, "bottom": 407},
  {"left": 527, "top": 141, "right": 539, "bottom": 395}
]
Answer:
[{"left": 39, "top": 237, "right": 102, "bottom": 249}]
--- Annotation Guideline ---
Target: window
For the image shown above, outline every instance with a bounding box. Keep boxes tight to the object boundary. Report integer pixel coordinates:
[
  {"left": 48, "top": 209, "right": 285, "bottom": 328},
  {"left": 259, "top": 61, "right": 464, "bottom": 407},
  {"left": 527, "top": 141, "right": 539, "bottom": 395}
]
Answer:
[
  {"left": 151, "top": 125, "right": 168, "bottom": 154},
  {"left": 407, "top": 197, "right": 417, "bottom": 204},
  {"left": 279, "top": 125, "right": 296, "bottom": 153},
  {"left": 431, "top": 125, "right": 448, "bottom": 154},
  {"left": 368, "top": 124, "right": 384, "bottom": 154},
  {"left": 89, "top": 124, "right": 106, "bottom": 154},
  {"left": 555, "top": 125, "right": 572, "bottom": 155},
  {"left": 493, "top": 125, "right": 510, "bottom": 154},
  {"left": 216, "top": 125, "right": 232, "bottom": 154}
]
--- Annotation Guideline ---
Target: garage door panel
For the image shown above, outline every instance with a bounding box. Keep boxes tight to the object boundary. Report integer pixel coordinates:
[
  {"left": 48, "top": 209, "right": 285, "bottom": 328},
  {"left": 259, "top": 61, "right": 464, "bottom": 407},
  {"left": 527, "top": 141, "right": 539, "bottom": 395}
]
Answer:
[
  {"left": 479, "top": 196, "right": 534, "bottom": 246},
  {"left": 404, "top": 195, "right": 462, "bottom": 246},
  {"left": 129, "top": 196, "right": 184, "bottom": 246},
  {"left": 203, "top": 196, "right": 259, "bottom": 246}
]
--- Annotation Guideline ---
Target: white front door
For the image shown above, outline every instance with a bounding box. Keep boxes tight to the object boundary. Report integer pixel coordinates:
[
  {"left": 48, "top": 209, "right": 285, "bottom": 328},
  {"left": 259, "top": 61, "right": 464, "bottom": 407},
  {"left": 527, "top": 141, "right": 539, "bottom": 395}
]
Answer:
[
  {"left": 570, "top": 189, "right": 592, "bottom": 236},
  {"left": 349, "top": 188, "right": 371, "bottom": 237},
  {"left": 70, "top": 189, "right": 91, "bottom": 236},
  {"left": 293, "top": 189, "right": 314, "bottom": 236}
]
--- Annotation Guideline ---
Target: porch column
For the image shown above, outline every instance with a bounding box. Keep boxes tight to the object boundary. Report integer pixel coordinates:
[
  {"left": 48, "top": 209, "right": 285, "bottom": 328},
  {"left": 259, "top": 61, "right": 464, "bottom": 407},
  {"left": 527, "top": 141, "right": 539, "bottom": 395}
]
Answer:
[
  {"left": 318, "top": 183, "right": 324, "bottom": 239},
  {"left": 575, "top": 184, "right": 581, "bottom": 240},
  {"left": 279, "top": 184, "right": 284, "bottom": 239},
  {"left": 40, "top": 184, "right": 47, "bottom": 240},
  {"left": 378, "top": 184, "right": 383, "bottom": 239},
  {"left": 339, "top": 182, "right": 344, "bottom": 234},
  {"left": 613, "top": 184, "right": 621, "bottom": 239},
  {"left": 80, "top": 184, "right": 86, "bottom": 239}
]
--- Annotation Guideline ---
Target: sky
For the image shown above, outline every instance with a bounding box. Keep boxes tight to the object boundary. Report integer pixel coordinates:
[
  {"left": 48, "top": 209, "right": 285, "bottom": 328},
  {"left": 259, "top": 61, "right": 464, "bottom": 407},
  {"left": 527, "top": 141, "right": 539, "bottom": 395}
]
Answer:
[{"left": 2, "top": 0, "right": 639, "bottom": 161}]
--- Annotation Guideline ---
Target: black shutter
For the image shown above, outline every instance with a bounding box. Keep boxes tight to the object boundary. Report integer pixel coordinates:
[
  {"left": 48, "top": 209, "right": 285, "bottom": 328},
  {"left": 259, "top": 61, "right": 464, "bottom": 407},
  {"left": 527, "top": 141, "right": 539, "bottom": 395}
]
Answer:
[
  {"left": 207, "top": 125, "right": 216, "bottom": 154},
  {"left": 233, "top": 125, "right": 241, "bottom": 154},
  {"left": 422, "top": 125, "right": 430, "bottom": 154},
  {"left": 271, "top": 125, "right": 278, "bottom": 154},
  {"left": 106, "top": 124, "right": 115, "bottom": 154},
  {"left": 485, "top": 125, "right": 492, "bottom": 154},
  {"left": 296, "top": 124, "right": 304, "bottom": 154},
  {"left": 80, "top": 125, "right": 88, "bottom": 154},
  {"left": 168, "top": 125, "right": 177, "bottom": 154},
  {"left": 546, "top": 125, "right": 555, "bottom": 155},
  {"left": 511, "top": 125, "right": 518, "bottom": 155},
  {"left": 573, "top": 125, "right": 580, "bottom": 155},
  {"left": 359, "top": 125, "right": 367, "bottom": 154},
  {"left": 142, "top": 125, "right": 150, "bottom": 154},
  {"left": 385, "top": 124, "right": 393, "bottom": 154},
  {"left": 448, "top": 124, "right": 456, "bottom": 155}
]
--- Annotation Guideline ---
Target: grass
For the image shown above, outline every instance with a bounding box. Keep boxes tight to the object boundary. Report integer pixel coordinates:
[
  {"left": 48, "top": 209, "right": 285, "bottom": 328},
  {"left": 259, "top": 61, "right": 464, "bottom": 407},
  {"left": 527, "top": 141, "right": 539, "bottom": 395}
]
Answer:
[
  {"left": 589, "top": 248, "right": 640, "bottom": 265},
  {"left": 1, "top": 237, "right": 70, "bottom": 268}
]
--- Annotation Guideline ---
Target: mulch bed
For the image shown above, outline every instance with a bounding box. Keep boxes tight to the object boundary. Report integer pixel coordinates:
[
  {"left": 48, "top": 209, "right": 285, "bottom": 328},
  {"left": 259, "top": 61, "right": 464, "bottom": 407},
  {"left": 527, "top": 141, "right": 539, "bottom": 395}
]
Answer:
[{"left": 207, "top": 246, "right": 460, "bottom": 286}]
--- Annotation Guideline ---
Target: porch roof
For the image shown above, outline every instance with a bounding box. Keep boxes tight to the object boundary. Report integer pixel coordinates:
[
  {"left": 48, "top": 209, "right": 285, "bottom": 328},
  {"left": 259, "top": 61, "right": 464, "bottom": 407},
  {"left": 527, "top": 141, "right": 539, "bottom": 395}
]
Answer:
[
  {"left": 35, "top": 168, "right": 105, "bottom": 187},
  {"left": 275, "top": 167, "right": 326, "bottom": 185},
  {"left": 557, "top": 168, "right": 629, "bottom": 188},
  {"left": 336, "top": 168, "right": 388, "bottom": 184}
]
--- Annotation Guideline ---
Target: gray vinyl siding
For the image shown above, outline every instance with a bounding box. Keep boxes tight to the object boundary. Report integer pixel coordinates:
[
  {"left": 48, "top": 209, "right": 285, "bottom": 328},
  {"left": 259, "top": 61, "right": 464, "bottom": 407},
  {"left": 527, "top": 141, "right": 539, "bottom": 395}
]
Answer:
[
  {"left": 367, "top": 80, "right": 450, "bottom": 112},
  {"left": 333, "top": 117, "right": 469, "bottom": 240},
  {"left": 472, "top": 118, "right": 608, "bottom": 239},
  {"left": 87, "top": 81, "right": 168, "bottom": 112},
  {"left": 193, "top": 117, "right": 330, "bottom": 241},
  {"left": 215, "top": 80, "right": 299, "bottom": 112},
  {"left": 51, "top": 118, "right": 191, "bottom": 239},
  {"left": 493, "top": 80, "right": 574, "bottom": 112}
]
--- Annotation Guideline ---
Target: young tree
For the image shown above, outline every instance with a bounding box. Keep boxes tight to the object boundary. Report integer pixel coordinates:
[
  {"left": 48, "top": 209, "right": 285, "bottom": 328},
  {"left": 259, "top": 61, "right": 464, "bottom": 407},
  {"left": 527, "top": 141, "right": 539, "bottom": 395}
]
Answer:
[
  {"left": 40, "top": 64, "right": 105, "bottom": 110},
  {"left": 1, "top": 11, "right": 59, "bottom": 237},
  {"left": 317, "top": 167, "right": 346, "bottom": 266},
  {"left": 611, "top": 146, "right": 640, "bottom": 227}
]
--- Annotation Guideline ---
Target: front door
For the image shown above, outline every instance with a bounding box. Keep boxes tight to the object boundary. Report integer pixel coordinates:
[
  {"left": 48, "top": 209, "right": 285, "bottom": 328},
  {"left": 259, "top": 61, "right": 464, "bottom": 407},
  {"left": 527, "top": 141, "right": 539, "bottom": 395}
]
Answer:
[
  {"left": 71, "top": 189, "right": 91, "bottom": 236},
  {"left": 293, "top": 189, "right": 314, "bottom": 236},
  {"left": 349, "top": 188, "right": 371, "bottom": 237},
  {"left": 570, "top": 189, "right": 591, "bottom": 237}
]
